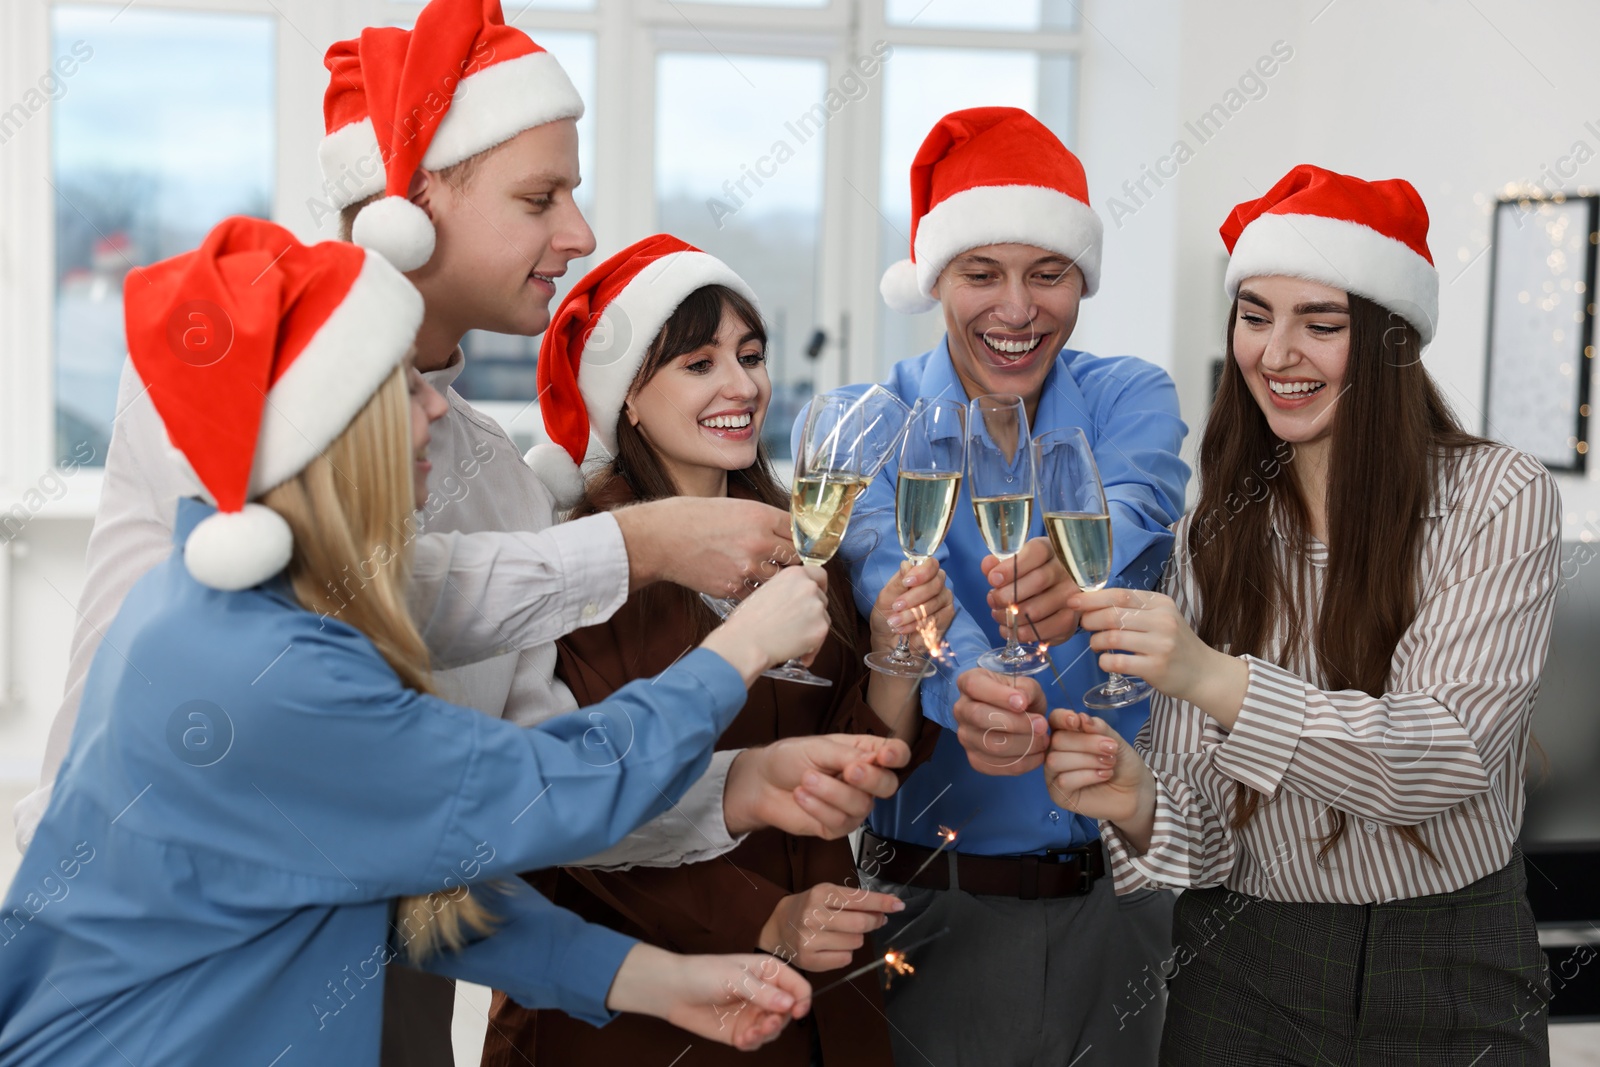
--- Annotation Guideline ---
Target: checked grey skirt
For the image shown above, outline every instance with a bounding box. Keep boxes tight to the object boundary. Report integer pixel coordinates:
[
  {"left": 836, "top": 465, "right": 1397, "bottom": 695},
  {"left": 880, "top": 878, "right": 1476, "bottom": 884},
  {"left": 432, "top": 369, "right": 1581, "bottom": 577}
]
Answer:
[{"left": 1160, "top": 851, "right": 1551, "bottom": 1066}]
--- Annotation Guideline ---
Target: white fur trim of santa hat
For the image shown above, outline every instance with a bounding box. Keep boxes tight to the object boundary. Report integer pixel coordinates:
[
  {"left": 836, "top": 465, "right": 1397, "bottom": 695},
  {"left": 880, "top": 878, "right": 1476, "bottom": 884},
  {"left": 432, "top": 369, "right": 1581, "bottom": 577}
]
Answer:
[
  {"left": 1224, "top": 212, "right": 1439, "bottom": 345},
  {"left": 524, "top": 437, "right": 591, "bottom": 510},
  {"left": 881, "top": 184, "right": 1104, "bottom": 315},
  {"left": 352, "top": 196, "right": 437, "bottom": 272},
  {"left": 319, "top": 51, "right": 584, "bottom": 211},
  {"left": 180, "top": 250, "right": 420, "bottom": 592},
  {"left": 576, "top": 251, "right": 758, "bottom": 463},
  {"left": 184, "top": 503, "right": 295, "bottom": 592},
  {"left": 250, "top": 250, "right": 424, "bottom": 497}
]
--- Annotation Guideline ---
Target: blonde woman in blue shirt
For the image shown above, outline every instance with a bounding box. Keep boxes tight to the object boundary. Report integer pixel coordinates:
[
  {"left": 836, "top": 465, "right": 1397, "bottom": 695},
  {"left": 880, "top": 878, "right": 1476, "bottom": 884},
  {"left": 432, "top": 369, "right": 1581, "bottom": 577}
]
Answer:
[{"left": 0, "top": 218, "right": 824, "bottom": 1066}]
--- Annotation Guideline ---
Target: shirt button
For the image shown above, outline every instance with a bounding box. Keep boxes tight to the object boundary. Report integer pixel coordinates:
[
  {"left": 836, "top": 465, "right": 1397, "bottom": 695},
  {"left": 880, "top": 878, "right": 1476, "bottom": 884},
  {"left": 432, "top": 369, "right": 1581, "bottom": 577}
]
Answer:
[
  {"left": 1363, "top": 820, "right": 1379, "bottom": 834},
  {"left": 580, "top": 602, "right": 599, "bottom": 620}
]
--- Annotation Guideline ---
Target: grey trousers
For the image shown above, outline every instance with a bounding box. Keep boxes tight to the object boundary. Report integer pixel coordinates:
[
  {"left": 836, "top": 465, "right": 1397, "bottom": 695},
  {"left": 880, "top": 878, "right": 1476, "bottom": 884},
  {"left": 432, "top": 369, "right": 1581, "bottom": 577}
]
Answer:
[
  {"left": 862, "top": 854, "right": 1173, "bottom": 1067},
  {"left": 380, "top": 965, "right": 456, "bottom": 1067}
]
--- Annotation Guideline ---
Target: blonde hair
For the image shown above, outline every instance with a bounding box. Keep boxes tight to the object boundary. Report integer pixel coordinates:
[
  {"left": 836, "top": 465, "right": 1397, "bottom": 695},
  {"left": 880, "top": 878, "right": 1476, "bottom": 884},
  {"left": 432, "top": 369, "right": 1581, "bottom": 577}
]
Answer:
[{"left": 261, "top": 366, "right": 498, "bottom": 961}]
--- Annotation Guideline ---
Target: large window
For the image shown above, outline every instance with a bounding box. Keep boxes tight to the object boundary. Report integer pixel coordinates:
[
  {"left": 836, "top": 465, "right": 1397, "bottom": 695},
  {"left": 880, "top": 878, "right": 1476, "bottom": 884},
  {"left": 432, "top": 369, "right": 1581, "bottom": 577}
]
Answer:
[
  {"left": 884, "top": 0, "right": 1079, "bottom": 31},
  {"left": 656, "top": 52, "right": 829, "bottom": 458},
  {"left": 50, "top": 4, "right": 275, "bottom": 465},
  {"left": 4, "top": 0, "right": 1080, "bottom": 481}
]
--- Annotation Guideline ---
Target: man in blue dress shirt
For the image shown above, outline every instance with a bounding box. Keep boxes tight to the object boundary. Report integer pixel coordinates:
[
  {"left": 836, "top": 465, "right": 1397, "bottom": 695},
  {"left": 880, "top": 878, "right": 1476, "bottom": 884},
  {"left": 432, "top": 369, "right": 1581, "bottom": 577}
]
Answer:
[{"left": 821, "top": 108, "right": 1189, "bottom": 1064}]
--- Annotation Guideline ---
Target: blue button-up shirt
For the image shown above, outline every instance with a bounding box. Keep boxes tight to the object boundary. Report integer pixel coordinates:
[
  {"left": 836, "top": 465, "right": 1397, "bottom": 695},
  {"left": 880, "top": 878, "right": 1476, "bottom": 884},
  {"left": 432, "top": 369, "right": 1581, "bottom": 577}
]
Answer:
[
  {"left": 0, "top": 499, "right": 750, "bottom": 1067},
  {"left": 806, "top": 340, "right": 1188, "bottom": 856}
]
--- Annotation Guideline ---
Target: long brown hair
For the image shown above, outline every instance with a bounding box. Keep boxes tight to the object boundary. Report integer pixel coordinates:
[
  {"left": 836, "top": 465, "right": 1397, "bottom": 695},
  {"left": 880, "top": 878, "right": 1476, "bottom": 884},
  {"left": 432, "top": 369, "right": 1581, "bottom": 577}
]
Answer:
[
  {"left": 574, "top": 284, "right": 861, "bottom": 647},
  {"left": 262, "top": 367, "right": 499, "bottom": 960},
  {"left": 1190, "top": 293, "right": 1487, "bottom": 862}
]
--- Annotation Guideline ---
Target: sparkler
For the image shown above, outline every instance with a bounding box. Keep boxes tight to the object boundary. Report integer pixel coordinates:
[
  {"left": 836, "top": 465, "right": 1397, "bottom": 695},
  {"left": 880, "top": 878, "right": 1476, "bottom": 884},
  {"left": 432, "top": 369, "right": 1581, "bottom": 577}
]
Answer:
[
  {"left": 810, "top": 926, "right": 953, "bottom": 997},
  {"left": 914, "top": 614, "right": 954, "bottom": 667},
  {"left": 1021, "top": 610, "right": 1066, "bottom": 689},
  {"left": 903, "top": 824, "right": 960, "bottom": 887}
]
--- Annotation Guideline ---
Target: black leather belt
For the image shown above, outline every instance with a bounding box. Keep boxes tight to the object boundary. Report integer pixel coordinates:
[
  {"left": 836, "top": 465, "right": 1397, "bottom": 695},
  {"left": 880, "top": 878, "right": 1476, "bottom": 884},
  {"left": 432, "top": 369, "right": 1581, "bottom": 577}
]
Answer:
[{"left": 859, "top": 830, "right": 1105, "bottom": 900}]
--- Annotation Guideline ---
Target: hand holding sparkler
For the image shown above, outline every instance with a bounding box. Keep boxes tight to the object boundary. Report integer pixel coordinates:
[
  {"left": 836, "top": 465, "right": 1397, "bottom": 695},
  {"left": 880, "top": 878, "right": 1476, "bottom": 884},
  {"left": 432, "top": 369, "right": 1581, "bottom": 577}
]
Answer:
[
  {"left": 758, "top": 883, "right": 907, "bottom": 972},
  {"left": 606, "top": 944, "right": 811, "bottom": 1051},
  {"left": 951, "top": 668, "right": 1050, "bottom": 775},
  {"left": 868, "top": 557, "right": 956, "bottom": 669},
  {"left": 1044, "top": 709, "right": 1157, "bottom": 852},
  {"left": 724, "top": 734, "right": 911, "bottom": 840},
  {"left": 982, "top": 536, "right": 1082, "bottom": 646}
]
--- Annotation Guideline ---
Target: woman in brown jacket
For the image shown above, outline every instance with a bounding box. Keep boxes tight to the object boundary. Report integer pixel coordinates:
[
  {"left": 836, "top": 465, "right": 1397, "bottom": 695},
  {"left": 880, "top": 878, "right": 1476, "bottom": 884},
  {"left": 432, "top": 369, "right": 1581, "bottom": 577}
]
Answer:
[{"left": 482, "top": 235, "right": 952, "bottom": 1066}]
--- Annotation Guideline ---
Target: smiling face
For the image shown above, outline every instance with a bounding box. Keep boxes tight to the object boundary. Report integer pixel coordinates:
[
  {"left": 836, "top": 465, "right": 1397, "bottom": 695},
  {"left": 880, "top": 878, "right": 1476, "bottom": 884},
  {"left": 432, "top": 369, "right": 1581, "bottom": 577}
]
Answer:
[
  {"left": 623, "top": 298, "right": 771, "bottom": 498},
  {"left": 931, "top": 243, "right": 1083, "bottom": 412},
  {"left": 1231, "top": 275, "right": 1351, "bottom": 451},
  {"left": 407, "top": 363, "right": 450, "bottom": 510},
  {"left": 411, "top": 119, "right": 595, "bottom": 345}
]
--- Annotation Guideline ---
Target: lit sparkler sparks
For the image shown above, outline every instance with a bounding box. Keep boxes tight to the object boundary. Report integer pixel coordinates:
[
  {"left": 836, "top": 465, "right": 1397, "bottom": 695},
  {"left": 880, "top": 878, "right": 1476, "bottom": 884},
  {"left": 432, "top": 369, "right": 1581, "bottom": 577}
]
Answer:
[
  {"left": 882, "top": 948, "right": 916, "bottom": 988},
  {"left": 914, "top": 615, "right": 954, "bottom": 667},
  {"left": 1020, "top": 610, "right": 1066, "bottom": 687},
  {"left": 810, "top": 926, "right": 953, "bottom": 997}
]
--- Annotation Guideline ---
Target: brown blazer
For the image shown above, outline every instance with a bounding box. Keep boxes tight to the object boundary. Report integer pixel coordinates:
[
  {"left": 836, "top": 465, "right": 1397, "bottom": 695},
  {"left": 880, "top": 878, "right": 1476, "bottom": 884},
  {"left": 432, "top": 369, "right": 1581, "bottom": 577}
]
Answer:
[{"left": 481, "top": 511, "right": 939, "bottom": 1067}]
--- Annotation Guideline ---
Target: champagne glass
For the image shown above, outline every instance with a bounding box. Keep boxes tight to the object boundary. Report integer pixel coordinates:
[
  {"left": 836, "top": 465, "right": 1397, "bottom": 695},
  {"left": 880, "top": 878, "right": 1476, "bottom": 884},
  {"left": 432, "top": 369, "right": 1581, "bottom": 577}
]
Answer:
[
  {"left": 865, "top": 397, "right": 965, "bottom": 679},
  {"left": 702, "top": 394, "right": 871, "bottom": 685},
  {"left": 967, "top": 394, "right": 1050, "bottom": 676},
  {"left": 834, "top": 384, "right": 911, "bottom": 480},
  {"left": 700, "top": 394, "right": 881, "bottom": 685},
  {"left": 1034, "top": 427, "right": 1152, "bottom": 709}
]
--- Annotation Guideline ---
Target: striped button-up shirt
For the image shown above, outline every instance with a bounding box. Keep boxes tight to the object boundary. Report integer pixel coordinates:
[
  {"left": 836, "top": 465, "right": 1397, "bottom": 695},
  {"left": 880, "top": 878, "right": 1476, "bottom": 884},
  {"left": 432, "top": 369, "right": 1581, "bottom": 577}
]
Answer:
[{"left": 1102, "top": 443, "right": 1561, "bottom": 903}]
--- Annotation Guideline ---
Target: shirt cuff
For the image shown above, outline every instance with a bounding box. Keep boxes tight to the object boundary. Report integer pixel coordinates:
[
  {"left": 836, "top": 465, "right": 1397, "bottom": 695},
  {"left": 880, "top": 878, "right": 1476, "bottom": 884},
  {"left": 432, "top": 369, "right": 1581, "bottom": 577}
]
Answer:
[
  {"left": 1210, "top": 655, "right": 1304, "bottom": 798},
  {"left": 675, "top": 648, "right": 755, "bottom": 731},
  {"left": 1100, "top": 770, "right": 1192, "bottom": 893},
  {"left": 574, "top": 749, "right": 748, "bottom": 870},
  {"left": 547, "top": 513, "right": 630, "bottom": 628},
  {"left": 552, "top": 922, "right": 638, "bottom": 1027},
  {"left": 411, "top": 885, "right": 637, "bottom": 1028}
]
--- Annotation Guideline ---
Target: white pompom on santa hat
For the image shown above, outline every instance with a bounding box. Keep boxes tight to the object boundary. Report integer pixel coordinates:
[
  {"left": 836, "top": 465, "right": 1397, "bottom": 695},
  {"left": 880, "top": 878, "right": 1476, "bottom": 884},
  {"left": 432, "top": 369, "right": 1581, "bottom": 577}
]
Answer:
[
  {"left": 525, "top": 234, "right": 757, "bottom": 508},
  {"left": 318, "top": 0, "right": 585, "bottom": 271},
  {"left": 125, "top": 216, "right": 422, "bottom": 590},
  {"left": 881, "top": 106, "right": 1103, "bottom": 315},
  {"left": 1220, "top": 163, "right": 1439, "bottom": 345}
]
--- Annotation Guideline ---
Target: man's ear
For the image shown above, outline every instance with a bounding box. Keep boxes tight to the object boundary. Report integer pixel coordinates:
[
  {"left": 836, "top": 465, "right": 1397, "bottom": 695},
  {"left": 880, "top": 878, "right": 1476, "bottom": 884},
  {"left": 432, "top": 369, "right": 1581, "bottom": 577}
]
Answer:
[{"left": 408, "top": 168, "right": 438, "bottom": 221}]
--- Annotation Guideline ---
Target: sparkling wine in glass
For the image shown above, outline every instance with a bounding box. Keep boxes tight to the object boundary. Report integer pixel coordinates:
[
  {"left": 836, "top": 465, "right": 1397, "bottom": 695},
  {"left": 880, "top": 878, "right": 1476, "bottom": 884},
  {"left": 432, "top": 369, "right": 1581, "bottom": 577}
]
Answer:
[
  {"left": 967, "top": 393, "right": 1050, "bottom": 676},
  {"left": 764, "top": 395, "right": 870, "bottom": 685},
  {"left": 702, "top": 395, "right": 879, "bottom": 684},
  {"left": 865, "top": 397, "right": 965, "bottom": 679},
  {"left": 1035, "top": 426, "right": 1152, "bottom": 709}
]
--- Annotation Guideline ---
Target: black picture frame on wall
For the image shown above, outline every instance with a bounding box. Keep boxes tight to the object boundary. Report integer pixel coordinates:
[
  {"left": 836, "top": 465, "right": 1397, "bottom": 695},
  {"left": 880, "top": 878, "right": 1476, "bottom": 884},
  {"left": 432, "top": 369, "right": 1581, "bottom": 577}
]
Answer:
[{"left": 1483, "top": 194, "right": 1598, "bottom": 474}]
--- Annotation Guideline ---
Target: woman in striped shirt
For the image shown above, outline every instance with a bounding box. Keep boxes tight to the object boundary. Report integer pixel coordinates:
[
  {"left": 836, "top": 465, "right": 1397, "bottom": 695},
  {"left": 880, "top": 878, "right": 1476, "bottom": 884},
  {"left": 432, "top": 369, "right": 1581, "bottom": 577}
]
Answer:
[{"left": 1047, "top": 165, "right": 1558, "bottom": 1063}]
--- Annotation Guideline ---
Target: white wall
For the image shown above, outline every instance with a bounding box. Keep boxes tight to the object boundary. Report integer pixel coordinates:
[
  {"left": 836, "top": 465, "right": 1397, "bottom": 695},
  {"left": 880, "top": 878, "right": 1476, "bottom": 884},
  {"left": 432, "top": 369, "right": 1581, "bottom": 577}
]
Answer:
[
  {"left": 1163, "top": 0, "right": 1600, "bottom": 533},
  {"left": 1072, "top": 0, "right": 1184, "bottom": 372}
]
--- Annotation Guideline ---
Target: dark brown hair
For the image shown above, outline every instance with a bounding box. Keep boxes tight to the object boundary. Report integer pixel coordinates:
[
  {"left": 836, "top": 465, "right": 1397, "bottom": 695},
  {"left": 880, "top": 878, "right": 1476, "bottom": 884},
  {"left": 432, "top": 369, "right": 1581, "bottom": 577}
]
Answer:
[
  {"left": 573, "top": 284, "right": 861, "bottom": 648},
  {"left": 1191, "top": 292, "right": 1487, "bottom": 862}
]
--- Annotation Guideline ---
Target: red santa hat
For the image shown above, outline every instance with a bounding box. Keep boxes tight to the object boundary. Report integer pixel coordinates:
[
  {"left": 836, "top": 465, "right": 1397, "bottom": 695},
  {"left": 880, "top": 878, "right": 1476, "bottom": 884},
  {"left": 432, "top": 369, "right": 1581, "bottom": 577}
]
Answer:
[
  {"left": 881, "top": 106, "right": 1102, "bottom": 315},
  {"left": 125, "top": 216, "right": 423, "bottom": 591},
  {"left": 1221, "top": 164, "right": 1438, "bottom": 345},
  {"left": 319, "top": 0, "right": 584, "bottom": 271},
  {"left": 526, "top": 234, "right": 757, "bottom": 508}
]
